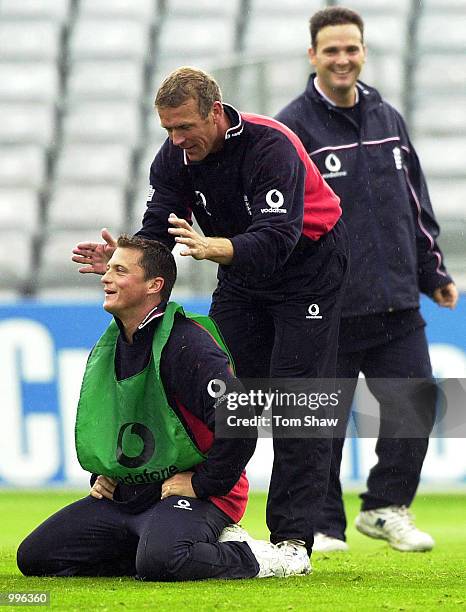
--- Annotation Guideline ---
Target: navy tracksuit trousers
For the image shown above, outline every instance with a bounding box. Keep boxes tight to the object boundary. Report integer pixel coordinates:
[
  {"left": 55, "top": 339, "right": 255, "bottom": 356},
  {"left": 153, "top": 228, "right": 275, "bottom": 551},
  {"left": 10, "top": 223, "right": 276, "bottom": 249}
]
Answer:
[
  {"left": 17, "top": 495, "right": 258, "bottom": 580},
  {"left": 210, "top": 221, "right": 350, "bottom": 552},
  {"left": 315, "top": 326, "right": 435, "bottom": 540}
]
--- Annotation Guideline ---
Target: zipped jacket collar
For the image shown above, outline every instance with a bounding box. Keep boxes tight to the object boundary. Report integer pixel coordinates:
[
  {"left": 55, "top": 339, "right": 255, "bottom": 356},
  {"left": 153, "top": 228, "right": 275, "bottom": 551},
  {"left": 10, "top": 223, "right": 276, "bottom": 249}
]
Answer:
[{"left": 304, "top": 73, "right": 382, "bottom": 112}]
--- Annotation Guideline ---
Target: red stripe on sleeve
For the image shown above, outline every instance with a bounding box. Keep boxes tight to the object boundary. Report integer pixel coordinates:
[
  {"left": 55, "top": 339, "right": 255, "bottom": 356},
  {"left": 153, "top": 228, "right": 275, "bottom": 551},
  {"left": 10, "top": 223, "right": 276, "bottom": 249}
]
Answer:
[
  {"left": 176, "top": 399, "right": 248, "bottom": 522},
  {"left": 242, "top": 112, "right": 342, "bottom": 239}
]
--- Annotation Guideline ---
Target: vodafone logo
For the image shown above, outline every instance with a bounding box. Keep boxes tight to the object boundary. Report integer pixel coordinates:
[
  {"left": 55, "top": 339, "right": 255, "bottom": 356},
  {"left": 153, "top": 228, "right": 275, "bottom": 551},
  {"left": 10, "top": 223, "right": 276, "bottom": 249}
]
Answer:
[
  {"left": 325, "top": 153, "right": 342, "bottom": 172},
  {"left": 261, "top": 189, "right": 287, "bottom": 214},
  {"left": 266, "top": 189, "right": 284, "bottom": 208},
  {"left": 116, "top": 422, "right": 155, "bottom": 468},
  {"left": 322, "top": 153, "right": 347, "bottom": 179},
  {"left": 306, "top": 304, "right": 323, "bottom": 320},
  {"left": 207, "top": 379, "right": 227, "bottom": 398}
]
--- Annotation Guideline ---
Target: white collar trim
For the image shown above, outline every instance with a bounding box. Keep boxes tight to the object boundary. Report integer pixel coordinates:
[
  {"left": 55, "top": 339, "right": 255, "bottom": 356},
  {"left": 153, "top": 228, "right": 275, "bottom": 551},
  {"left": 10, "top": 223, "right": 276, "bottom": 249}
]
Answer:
[
  {"left": 314, "top": 76, "right": 359, "bottom": 107},
  {"left": 138, "top": 304, "right": 165, "bottom": 330}
]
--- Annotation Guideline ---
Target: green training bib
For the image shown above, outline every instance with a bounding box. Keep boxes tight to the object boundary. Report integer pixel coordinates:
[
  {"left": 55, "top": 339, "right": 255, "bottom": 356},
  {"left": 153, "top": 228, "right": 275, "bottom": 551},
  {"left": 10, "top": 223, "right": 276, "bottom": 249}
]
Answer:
[{"left": 75, "top": 302, "right": 230, "bottom": 485}]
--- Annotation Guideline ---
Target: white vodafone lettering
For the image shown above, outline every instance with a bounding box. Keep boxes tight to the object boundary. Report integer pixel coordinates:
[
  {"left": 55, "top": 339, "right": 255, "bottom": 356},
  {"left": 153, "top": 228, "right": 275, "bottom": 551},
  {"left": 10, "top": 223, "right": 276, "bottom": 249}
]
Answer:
[{"left": 261, "top": 189, "right": 287, "bottom": 214}]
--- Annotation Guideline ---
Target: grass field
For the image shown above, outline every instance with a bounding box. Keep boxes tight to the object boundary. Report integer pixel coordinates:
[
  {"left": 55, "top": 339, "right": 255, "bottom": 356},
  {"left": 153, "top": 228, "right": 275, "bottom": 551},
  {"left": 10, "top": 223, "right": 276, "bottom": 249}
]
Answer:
[{"left": 0, "top": 491, "right": 465, "bottom": 611}]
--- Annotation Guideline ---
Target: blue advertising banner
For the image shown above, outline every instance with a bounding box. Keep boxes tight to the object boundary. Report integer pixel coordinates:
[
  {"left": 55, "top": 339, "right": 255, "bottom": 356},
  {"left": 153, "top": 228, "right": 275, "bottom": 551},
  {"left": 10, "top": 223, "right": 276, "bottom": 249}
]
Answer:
[{"left": 0, "top": 296, "right": 465, "bottom": 488}]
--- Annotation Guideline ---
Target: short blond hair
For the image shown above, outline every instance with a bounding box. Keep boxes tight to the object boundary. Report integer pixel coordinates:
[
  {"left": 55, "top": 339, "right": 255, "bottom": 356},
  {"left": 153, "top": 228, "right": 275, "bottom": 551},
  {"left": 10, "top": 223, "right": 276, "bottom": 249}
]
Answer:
[{"left": 155, "top": 66, "right": 222, "bottom": 119}]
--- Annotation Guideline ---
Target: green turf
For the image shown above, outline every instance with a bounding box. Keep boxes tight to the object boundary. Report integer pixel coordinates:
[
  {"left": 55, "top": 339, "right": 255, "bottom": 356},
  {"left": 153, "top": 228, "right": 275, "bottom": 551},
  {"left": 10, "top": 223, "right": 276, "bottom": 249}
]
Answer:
[{"left": 0, "top": 491, "right": 465, "bottom": 611}]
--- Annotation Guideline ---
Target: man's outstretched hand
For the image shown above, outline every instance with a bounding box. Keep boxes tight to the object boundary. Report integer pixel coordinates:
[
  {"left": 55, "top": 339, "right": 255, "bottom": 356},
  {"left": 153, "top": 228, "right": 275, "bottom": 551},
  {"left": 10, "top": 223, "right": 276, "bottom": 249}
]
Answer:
[
  {"left": 168, "top": 213, "right": 209, "bottom": 260},
  {"left": 168, "top": 213, "right": 234, "bottom": 265},
  {"left": 72, "top": 228, "right": 117, "bottom": 275}
]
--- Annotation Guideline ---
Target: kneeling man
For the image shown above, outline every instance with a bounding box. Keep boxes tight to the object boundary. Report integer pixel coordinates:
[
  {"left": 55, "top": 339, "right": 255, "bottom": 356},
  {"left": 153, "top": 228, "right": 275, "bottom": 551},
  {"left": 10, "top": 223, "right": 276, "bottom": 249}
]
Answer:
[{"left": 17, "top": 235, "right": 297, "bottom": 580}]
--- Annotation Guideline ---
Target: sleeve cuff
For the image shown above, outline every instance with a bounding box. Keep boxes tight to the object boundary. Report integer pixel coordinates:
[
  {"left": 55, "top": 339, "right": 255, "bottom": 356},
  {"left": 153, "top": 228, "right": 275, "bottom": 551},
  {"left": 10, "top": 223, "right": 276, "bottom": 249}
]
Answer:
[
  {"left": 419, "top": 272, "right": 453, "bottom": 296},
  {"left": 229, "top": 235, "right": 255, "bottom": 273},
  {"left": 191, "top": 473, "right": 209, "bottom": 499}
]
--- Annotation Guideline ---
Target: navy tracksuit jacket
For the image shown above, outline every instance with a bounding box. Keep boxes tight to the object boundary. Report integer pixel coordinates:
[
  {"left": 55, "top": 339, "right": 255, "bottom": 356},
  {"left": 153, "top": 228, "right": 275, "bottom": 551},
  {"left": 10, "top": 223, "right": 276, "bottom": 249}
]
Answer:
[
  {"left": 276, "top": 75, "right": 452, "bottom": 318},
  {"left": 276, "top": 75, "right": 453, "bottom": 534},
  {"left": 136, "top": 103, "right": 350, "bottom": 550},
  {"left": 137, "top": 104, "right": 342, "bottom": 286}
]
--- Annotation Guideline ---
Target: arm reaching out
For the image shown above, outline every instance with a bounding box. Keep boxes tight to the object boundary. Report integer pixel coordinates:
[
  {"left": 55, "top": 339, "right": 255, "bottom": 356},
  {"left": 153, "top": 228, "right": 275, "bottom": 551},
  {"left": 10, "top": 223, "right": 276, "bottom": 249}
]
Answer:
[{"left": 71, "top": 228, "right": 117, "bottom": 275}]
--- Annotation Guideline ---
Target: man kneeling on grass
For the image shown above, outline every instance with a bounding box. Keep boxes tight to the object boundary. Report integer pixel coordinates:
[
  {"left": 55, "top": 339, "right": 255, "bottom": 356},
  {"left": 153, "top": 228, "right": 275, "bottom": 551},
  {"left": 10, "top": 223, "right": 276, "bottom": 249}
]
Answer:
[{"left": 17, "top": 236, "right": 304, "bottom": 580}]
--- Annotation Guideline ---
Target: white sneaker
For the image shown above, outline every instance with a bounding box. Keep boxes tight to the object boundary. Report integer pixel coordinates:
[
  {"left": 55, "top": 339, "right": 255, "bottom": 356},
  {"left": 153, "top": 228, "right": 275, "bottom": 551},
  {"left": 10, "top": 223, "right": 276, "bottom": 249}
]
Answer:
[
  {"left": 218, "top": 524, "right": 286, "bottom": 578},
  {"left": 276, "top": 540, "right": 312, "bottom": 576},
  {"left": 313, "top": 533, "right": 349, "bottom": 553},
  {"left": 218, "top": 523, "right": 251, "bottom": 543},
  {"left": 355, "top": 505, "right": 434, "bottom": 552},
  {"left": 246, "top": 540, "right": 289, "bottom": 578}
]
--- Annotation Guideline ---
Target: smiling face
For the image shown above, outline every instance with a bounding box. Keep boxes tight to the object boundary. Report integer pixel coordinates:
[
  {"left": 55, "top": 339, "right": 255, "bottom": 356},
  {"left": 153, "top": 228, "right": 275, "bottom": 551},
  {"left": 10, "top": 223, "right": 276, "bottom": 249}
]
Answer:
[
  {"left": 158, "top": 97, "right": 225, "bottom": 162},
  {"left": 101, "top": 247, "right": 162, "bottom": 322},
  {"left": 309, "top": 23, "right": 366, "bottom": 106}
]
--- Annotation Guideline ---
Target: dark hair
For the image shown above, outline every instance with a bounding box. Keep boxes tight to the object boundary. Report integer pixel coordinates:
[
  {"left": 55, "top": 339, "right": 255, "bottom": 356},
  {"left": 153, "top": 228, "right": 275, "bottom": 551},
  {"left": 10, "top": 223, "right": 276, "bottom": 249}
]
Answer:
[
  {"left": 117, "top": 234, "right": 177, "bottom": 301},
  {"left": 154, "top": 66, "right": 222, "bottom": 119},
  {"left": 309, "top": 6, "right": 364, "bottom": 49}
]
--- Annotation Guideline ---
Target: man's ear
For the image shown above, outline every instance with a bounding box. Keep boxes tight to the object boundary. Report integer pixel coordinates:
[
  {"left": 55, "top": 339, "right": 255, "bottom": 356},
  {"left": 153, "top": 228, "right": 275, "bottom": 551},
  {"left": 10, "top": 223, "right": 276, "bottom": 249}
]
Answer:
[
  {"left": 308, "top": 46, "right": 317, "bottom": 67},
  {"left": 212, "top": 100, "right": 223, "bottom": 124},
  {"left": 147, "top": 276, "right": 165, "bottom": 295}
]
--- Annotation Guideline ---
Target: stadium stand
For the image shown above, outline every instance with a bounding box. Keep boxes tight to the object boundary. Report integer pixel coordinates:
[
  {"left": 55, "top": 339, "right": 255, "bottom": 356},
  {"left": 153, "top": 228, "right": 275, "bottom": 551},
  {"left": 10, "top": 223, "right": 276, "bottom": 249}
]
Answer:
[
  {"left": 37, "top": 230, "right": 109, "bottom": 299},
  {"left": 54, "top": 143, "right": 133, "bottom": 186},
  {"left": 0, "top": 0, "right": 464, "bottom": 298},
  {"left": 413, "top": 100, "right": 466, "bottom": 137},
  {"left": 156, "top": 16, "right": 238, "bottom": 76},
  {"left": 78, "top": 0, "right": 157, "bottom": 20},
  {"left": 0, "top": 232, "right": 34, "bottom": 293},
  {"left": 47, "top": 185, "right": 127, "bottom": 232},
  {"left": 243, "top": 16, "right": 310, "bottom": 55},
  {"left": 62, "top": 101, "right": 141, "bottom": 145},
  {"left": 0, "top": 20, "right": 62, "bottom": 61},
  {"left": 415, "top": 138, "right": 466, "bottom": 178},
  {"left": 247, "top": 0, "right": 322, "bottom": 15},
  {"left": 0, "top": 189, "right": 39, "bottom": 296},
  {"left": 68, "top": 61, "right": 145, "bottom": 102},
  {"left": 0, "top": 0, "right": 72, "bottom": 22},
  {"left": 0, "top": 62, "right": 60, "bottom": 103},
  {"left": 164, "top": 0, "right": 241, "bottom": 17},
  {"left": 0, "top": 145, "right": 46, "bottom": 189},
  {"left": 69, "top": 19, "right": 151, "bottom": 62},
  {"left": 0, "top": 104, "right": 56, "bottom": 147},
  {"left": 0, "top": 189, "right": 40, "bottom": 235}
]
